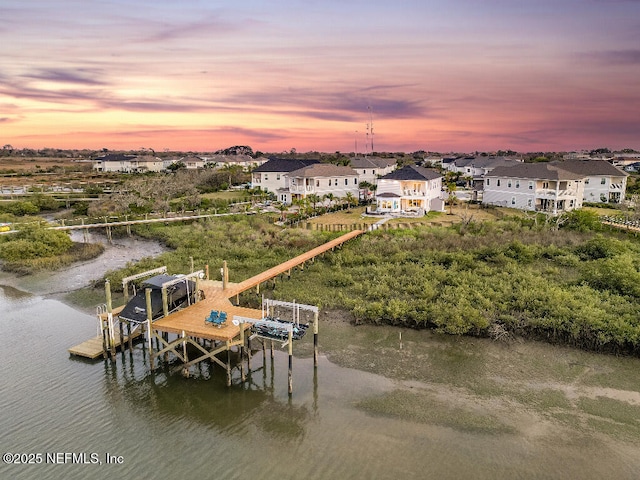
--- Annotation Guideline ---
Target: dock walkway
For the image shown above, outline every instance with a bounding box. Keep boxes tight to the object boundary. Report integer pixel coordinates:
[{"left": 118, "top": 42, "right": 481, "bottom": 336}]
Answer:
[{"left": 69, "top": 229, "right": 364, "bottom": 366}]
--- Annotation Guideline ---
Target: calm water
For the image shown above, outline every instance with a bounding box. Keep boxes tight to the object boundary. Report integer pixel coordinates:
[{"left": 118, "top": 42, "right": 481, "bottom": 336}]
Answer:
[{"left": 2, "top": 239, "right": 640, "bottom": 479}]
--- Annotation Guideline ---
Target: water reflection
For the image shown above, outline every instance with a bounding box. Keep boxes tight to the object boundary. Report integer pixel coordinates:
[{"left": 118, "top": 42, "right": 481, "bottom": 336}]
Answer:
[
  {"left": 0, "top": 284, "right": 34, "bottom": 301},
  {"left": 98, "top": 343, "right": 319, "bottom": 442}
]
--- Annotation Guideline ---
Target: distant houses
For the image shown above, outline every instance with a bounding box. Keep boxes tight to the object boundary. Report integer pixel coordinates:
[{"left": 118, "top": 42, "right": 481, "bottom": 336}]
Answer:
[
  {"left": 93, "top": 153, "right": 268, "bottom": 173},
  {"left": 92, "top": 153, "right": 165, "bottom": 173},
  {"left": 482, "top": 160, "right": 628, "bottom": 214}
]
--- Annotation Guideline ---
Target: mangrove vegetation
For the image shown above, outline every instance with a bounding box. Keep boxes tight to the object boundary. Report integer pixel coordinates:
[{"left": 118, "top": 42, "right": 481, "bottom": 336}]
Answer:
[{"left": 96, "top": 211, "right": 640, "bottom": 356}]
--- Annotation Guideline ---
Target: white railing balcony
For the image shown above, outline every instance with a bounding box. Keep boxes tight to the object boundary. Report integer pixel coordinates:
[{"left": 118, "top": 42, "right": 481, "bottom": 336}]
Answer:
[{"left": 402, "top": 190, "right": 425, "bottom": 197}]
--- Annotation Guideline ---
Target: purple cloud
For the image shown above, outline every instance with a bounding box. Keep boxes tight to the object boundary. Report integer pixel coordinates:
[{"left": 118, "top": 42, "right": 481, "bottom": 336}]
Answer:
[
  {"left": 578, "top": 49, "right": 640, "bottom": 66},
  {"left": 24, "top": 68, "right": 107, "bottom": 86}
]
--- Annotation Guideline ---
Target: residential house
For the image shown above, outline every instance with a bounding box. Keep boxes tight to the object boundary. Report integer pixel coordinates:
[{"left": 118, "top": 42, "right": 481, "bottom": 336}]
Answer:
[
  {"left": 449, "top": 156, "right": 522, "bottom": 178},
  {"left": 349, "top": 157, "right": 397, "bottom": 185},
  {"left": 182, "top": 156, "right": 206, "bottom": 169},
  {"left": 483, "top": 163, "right": 585, "bottom": 214},
  {"left": 287, "top": 164, "right": 359, "bottom": 205},
  {"left": 624, "top": 162, "right": 640, "bottom": 174},
  {"left": 251, "top": 159, "right": 320, "bottom": 199},
  {"left": 376, "top": 165, "right": 445, "bottom": 214},
  {"left": 556, "top": 159, "right": 627, "bottom": 204},
  {"left": 92, "top": 153, "right": 164, "bottom": 173},
  {"left": 201, "top": 154, "right": 268, "bottom": 171}
]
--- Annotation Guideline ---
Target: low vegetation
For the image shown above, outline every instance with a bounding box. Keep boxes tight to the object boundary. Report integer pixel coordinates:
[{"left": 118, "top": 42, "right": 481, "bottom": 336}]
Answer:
[{"left": 0, "top": 224, "right": 104, "bottom": 273}]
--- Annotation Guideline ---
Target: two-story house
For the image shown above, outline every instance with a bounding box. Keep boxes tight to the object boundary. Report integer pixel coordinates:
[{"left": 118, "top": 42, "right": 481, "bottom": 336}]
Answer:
[
  {"left": 376, "top": 165, "right": 445, "bottom": 214},
  {"left": 483, "top": 163, "right": 585, "bottom": 214},
  {"left": 287, "top": 164, "right": 359, "bottom": 204},
  {"left": 349, "top": 157, "right": 397, "bottom": 186},
  {"left": 555, "top": 159, "right": 627, "bottom": 204},
  {"left": 251, "top": 159, "right": 320, "bottom": 200}
]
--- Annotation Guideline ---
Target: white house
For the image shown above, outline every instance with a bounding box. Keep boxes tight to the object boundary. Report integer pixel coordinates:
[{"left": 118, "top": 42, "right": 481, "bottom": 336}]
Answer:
[
  {"left": 376, "top": 165, "right": 445, "bottom": 214},
  {"left": 92, "top": 154, "right": 164, "bottom": 173},
  {"left": 483, "top": 163, "right": 585, "bottom": 214},
  {"left": 555, "top": 159, "right": 627, "bottom": 204},
  {"left": 202, "top": 154, "right": 268, "bottom": 171},
  {"left": 287, "top": 164, "right": 359, "bottom": 204},
  {"left": 449, "top": 156, "right": 522, "bottom": 178},
  {"left": 251, "top": 159, "right": 320, "bottom": 197},
  {"left": 349, "top": 157, "right": 397, "bottom": 185}
]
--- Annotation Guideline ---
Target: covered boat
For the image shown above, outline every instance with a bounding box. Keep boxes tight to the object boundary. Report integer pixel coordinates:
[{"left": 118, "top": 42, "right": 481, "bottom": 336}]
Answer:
[{"left": 118, "top": 274, "right": 196, "bottom": 324}]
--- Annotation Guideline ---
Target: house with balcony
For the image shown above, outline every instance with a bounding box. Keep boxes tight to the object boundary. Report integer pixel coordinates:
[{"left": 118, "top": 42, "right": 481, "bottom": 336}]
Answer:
[
  {"left": 286, "top": 164, "right": 359, "bottom": 204},
  {"left": 375, "top": 165, "right": 445, "bottom": 215},
  {"left": 483, "top": 163, "right": 585, "bottom": 214},
  {"left": 349, "top": 157, "right": 397, "bottom": 185},
  {"left": 251, "top": 159, "right": 320, "bottom": 200},
  {"left": 555, "top": 159, "right": 627, "bottom": 204}
]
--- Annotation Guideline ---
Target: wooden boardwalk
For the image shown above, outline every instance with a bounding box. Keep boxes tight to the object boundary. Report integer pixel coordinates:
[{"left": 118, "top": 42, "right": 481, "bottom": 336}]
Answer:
[{"left": 226, "top": 229, "right": 364, "bottom": 297}]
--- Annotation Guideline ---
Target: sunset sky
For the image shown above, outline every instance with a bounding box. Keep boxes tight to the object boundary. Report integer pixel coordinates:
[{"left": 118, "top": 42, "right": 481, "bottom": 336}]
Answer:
[{"left": 1, "top": 0, "right": 639, "bottom": 153}]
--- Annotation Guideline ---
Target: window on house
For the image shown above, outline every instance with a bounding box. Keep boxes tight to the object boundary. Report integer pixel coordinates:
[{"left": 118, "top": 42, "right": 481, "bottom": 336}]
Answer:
[
  {"left": 372, "top": 170, "right": 376, "bottom": 175},
  {"left": 515, "top": 181, "right": 520, "bottom": 188},
  {"left": 601, "top": 178, "right": 606, "bottom": 185},
  {"left": 529, "top": 181, "right": 533, "bottom": 190},
  {"left": 363, "top": 170, "right": 366, "bottom": 174},
  {"left": 585, "top": 179, "right": 590, "bottom": 184},
  {"left": 486, "top": 178, "right": 490, "bottom": 186},
  {"left": 543, "top": 182, "right": 549, "bottom": 189},
  {"left": 511, "top": 197, "right": 516, "bottom": 205},
  {"left": 328, "top": 179, "right": 332, "bottom": 186},
  {"left": 527, "top": 199, "right": 532, "bottom": 207},
  {"left": 345, "top": 178, "right": 348, "bottom": 185},
  {"left": 508, "top": 180, "right": 512, "bottom": 188},
  {"left": 354, "top": 178, "right": 357, "bottom": 184},
  {"left": 570, "top": 200, "right": 574, "bottom": 207},
  {"left": 264, "top": 174, "right": 268, "bottom": 181},
  {"left": 497, "top": 179, "right": 501, "bottom": 187},
  {"left": 316, "top": 180, "right": 319, "bottom": 187}
]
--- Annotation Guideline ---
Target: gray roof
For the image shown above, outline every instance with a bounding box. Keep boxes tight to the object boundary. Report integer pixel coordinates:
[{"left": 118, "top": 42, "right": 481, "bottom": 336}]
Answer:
[
  {"left": 380, "top": 164, "right": 441, "bottom": 181},
  {"left": 454, "top": 156, "right": 521, "bottom": 170},
  {"left": 252, "top": 158, "right": 319, "bottom": 173},
  {"left": 553, "top": 159, "right": 628, "bottom": 177},
  {"left": 289, "top": 164, "right": 358, "bottom": 177},
  {"left": 350, "top": 157, "right": 397, "bottom": 169},
  {"left": 487, "top": 163, "right": 584, "bottom": 181}
]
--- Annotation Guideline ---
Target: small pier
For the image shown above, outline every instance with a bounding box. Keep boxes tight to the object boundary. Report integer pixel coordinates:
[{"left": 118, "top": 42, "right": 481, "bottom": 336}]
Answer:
[{"left": 69, "top": 229, "right": 364, "bottom": 392}]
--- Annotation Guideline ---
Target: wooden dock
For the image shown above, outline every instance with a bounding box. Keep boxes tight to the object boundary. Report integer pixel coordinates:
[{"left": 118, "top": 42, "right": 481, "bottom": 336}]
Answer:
[
  {"left": 68, "top": 330, "right": 143, "bottom": 359},
  {"left": 69, "top": 229, "right": 363, "bottom": 389},
  {"left": 227, "top": 229, "right": 364, "bottom": 297}
]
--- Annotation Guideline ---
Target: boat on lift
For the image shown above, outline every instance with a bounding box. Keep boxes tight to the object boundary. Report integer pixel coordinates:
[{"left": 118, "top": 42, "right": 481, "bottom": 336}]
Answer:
[{"left": 118, "top": 274, "right": 196, "bottom": 324}]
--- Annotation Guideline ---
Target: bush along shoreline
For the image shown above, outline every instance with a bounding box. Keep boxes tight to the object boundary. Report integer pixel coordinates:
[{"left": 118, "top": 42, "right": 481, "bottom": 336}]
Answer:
[
  {"left": 228, "top": 214, "right": 640, "bottom": 357},
  {"left": 0, "top": 224, "right": 104, "bottom": 274}
]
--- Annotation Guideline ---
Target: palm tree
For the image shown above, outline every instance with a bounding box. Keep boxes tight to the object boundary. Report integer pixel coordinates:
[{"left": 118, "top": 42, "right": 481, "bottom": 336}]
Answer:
[
  {"left": 445, "top": 181, "right": 457, "bottom": 215},
  {"left": 323, "top": 192, "right": 335, "bottom": 209},
  {"left": 344, "top": 192, "right": 357, "bottom": 212},
  {"left": 358, "top": 181, "right": 372, "bottom": 202},
  {"left": 307, "top": 194, "right": 321, "bottom": 213}
]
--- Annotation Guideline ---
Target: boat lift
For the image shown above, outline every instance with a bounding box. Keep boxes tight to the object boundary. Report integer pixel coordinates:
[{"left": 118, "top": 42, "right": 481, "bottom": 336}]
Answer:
[{"left": 233, "top": 298, "right": 319, "bottom": 394}]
